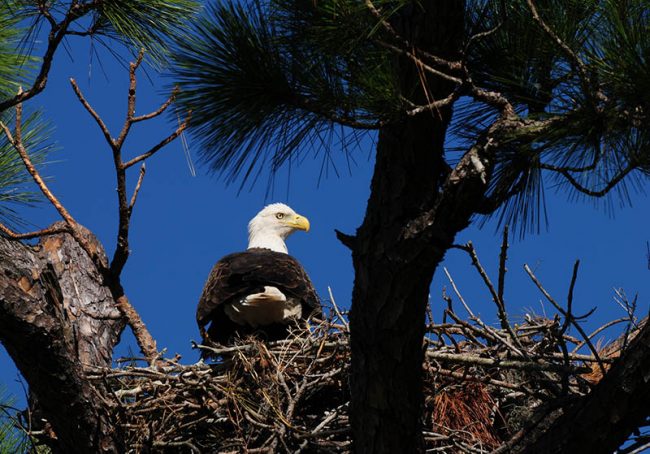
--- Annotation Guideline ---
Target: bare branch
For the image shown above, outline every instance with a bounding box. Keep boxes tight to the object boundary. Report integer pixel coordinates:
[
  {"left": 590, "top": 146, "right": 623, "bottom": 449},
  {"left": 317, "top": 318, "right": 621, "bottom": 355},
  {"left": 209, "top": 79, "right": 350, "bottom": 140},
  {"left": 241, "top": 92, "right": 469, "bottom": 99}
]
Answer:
[
  {"left": 115, "top": 294, "right": 158, "bottom": 363},
  {"left": 132, "top": 88, "right": 178, "bottom": 123},
  {"left": 405, "top": 91, "right": 460, "bottom": 116},
  {"left": 129, "top": 164, "right": 146, "bottom": 211},
  {"left": 116, "top": 49, "right": 146, "bottom": 148},
  {"left": 70, "top": 78, "right": 115, "bottom": 146},
  {"left": 0, "top": 223, "right": 71, "bottom": 240},
  {"left": 497, "top": 225, "right": 509, "bottom": 307},
  {"left": 122, "top": 115, "right": 191, "bottom": 169},
  {"left": 560, "top": 260, "right": 580, "bottom": 334},
  {"left": 572, "top": 317, "right": 629, "bottom": 354}
]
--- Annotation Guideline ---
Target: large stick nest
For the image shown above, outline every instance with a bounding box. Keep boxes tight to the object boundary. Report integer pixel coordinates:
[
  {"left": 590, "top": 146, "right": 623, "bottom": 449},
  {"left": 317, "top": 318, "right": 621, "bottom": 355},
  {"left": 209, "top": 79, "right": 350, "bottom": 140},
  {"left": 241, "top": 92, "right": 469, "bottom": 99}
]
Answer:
[
  {"left": 73, "top": 236, "right": 642, "bottom": 453},
  {"left": 83, "top": 306, "right": 637, "bottom": 453}
]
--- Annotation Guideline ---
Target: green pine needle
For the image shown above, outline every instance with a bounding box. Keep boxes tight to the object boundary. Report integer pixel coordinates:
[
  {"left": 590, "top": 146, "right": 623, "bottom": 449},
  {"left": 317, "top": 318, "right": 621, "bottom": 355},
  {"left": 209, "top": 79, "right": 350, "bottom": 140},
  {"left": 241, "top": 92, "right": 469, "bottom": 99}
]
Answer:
[
  {"left": 93, "top": 0, "right": 201, "bottom": 64},
  {"left": 170, "top": 0, "right": 399, "bottom": 183},
  {"left": 0, "top": 110, "right": 57, "bottom": 229}
]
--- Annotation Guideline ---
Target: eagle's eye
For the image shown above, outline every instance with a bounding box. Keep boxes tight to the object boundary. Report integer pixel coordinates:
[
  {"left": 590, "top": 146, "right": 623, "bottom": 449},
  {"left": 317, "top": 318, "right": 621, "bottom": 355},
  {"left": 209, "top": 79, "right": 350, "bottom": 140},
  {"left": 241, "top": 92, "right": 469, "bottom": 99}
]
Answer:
[{"left": 275, "top": 213, "right": 285, "bottom": 219}]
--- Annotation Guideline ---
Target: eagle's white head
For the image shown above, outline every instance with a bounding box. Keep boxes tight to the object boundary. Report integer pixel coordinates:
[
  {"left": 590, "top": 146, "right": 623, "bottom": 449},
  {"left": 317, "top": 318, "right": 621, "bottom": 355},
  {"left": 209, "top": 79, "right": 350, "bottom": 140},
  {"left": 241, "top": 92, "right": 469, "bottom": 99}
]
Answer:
[{"left": 247, "top": 203, "right": 310, "bottom": 253}]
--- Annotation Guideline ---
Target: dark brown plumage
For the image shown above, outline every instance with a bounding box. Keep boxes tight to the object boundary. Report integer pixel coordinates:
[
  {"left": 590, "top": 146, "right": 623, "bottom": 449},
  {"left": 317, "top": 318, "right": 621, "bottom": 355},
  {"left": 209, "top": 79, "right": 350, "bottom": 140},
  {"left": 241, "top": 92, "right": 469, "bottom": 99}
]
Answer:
[{"left": 197, "top": 248, "right": 320, "bottom": 346}]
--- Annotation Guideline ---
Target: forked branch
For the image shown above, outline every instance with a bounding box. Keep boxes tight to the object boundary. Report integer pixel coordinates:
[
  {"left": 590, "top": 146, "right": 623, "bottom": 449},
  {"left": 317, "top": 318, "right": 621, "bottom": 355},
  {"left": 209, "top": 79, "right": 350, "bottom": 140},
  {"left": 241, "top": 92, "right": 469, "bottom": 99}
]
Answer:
[
  {"left": 70, "top": 49, "right": 190, "bottom": 277},
  {"left": 0, "top": 50, "right": 189, "bottom": 364}
]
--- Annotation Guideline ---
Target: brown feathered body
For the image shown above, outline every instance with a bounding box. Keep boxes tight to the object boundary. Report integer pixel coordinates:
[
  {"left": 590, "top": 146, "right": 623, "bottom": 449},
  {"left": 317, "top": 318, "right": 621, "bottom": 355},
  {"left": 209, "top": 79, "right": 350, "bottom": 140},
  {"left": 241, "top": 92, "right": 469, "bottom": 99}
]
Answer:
[{"left": 197, "top": 248, "right": 320, "bottom": 346}]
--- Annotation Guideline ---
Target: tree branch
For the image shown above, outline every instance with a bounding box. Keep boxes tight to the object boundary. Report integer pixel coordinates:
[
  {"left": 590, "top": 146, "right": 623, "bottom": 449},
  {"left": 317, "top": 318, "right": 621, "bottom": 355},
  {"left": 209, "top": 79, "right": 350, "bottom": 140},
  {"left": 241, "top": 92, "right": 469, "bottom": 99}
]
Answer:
[
  {"left": 525, "top": 0, "right": 601, "bottom": 106},
  {"left": 121, "top": 116, "right": 190, "bottom": 170},
  {"left": 129, "top": 164, "right": 146, "bottom": 211},
  {"left": 132, "top": 88, "right": 178, "bottom": 123},
  {"left": 542, "top": 161, "right": 636, "bottom": 197},
  {"left": 116, "top": 50, "right": 146, "bottom": 148},
  {"left": 70, "top": 78, "right": 114, "bottom": 147},
  {"left": 0, "top": 223, "right": 71, "bottom": 240},
  {"left": 0, "top": 2, "right": 96, "bottom": 112},
  {"left": 0, "top": 106, "right": 78, "bottom": 228},
  {"left": 364, "top": 0, "right": 462, "bottom": 73}
]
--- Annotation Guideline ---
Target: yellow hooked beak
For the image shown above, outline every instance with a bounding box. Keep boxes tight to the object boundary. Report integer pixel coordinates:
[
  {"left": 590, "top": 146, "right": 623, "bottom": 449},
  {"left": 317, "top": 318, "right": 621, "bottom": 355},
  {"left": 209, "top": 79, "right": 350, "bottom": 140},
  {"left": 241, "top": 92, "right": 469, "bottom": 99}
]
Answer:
[{"left": 287, "top": 214, "right": 310, "bottom": 232}]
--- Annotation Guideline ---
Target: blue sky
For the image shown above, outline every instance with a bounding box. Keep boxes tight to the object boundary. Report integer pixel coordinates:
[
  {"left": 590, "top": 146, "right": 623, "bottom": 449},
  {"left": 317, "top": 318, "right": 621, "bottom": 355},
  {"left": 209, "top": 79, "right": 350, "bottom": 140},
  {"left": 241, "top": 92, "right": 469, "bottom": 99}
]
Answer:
[{"left": 1, "top": 29, "right": 649, "bottom": 406}]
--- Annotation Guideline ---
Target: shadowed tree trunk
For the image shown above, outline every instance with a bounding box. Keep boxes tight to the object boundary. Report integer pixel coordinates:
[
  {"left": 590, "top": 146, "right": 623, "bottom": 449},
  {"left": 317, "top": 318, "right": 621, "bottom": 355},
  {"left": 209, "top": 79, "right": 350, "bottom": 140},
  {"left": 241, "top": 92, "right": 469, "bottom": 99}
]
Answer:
[
  {"left": 0, "top": 224, "right": 124, "bottom": 452},
  {"left": 348, "top": 1, "right": 467, "bottom": 452}
]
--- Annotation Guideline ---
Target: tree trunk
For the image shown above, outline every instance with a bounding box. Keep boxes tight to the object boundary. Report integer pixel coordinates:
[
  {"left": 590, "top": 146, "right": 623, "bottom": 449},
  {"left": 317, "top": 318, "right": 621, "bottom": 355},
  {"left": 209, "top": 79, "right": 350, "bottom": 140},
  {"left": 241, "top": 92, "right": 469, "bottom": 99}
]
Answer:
[
  {"left": 0, "top": 224, "right": 124, "bottom": 452},
  {"left": 348, "top": 2, "right": 466, "bottom": 452}
]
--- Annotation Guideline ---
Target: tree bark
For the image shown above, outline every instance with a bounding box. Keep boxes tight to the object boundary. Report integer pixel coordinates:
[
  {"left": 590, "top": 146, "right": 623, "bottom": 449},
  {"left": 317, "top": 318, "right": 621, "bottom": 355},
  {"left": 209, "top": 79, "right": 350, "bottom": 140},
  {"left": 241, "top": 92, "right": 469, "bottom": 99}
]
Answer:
[
  {"left": 0, "top": 224, "right": 124, "bottom": 452},
  {"left": 348, "top": 2, "right": 466, "bottom": 452}
]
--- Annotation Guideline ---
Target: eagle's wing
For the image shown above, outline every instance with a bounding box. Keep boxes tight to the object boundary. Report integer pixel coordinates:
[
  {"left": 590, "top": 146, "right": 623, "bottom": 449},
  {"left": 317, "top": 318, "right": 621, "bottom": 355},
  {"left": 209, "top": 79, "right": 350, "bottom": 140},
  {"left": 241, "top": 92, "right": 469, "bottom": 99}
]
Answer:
[{"left": 196, "top": 248, "right": 320, "bottom": 344}]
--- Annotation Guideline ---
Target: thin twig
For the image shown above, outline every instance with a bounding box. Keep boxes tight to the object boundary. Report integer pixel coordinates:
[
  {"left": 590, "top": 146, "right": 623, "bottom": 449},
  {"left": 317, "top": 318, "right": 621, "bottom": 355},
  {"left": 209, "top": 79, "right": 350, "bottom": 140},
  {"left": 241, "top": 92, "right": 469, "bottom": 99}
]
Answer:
[
  {"left": 327, "top": 286, "right": 349, "bottom": 331},
  {"left": 129, "top": 164, "right": 147, "bottom": 211},
  {"left": 122, "top": 117, "right": 190, "bottom": 170},
  {"left": 524, "top": 264, "right": 606, "bottom": 375},
  {"left": 69, "top": 78, "right": 114, "bottom": 146}
]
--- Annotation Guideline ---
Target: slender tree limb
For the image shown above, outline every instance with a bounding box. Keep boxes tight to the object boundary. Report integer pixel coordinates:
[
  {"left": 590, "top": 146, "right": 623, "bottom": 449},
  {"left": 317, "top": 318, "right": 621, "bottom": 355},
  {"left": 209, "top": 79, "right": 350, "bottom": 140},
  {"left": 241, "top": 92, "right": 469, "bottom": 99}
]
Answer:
[
  {"left": 122, "top": 117, "right": 191, "bottom": 170},
  {"left": 70, "top": 78, "right": 115, "bottom": 146},
  {"left": 115, "top": 294, "right": 158, "bottom": 362},
  {"left": 36, "top": 1, "right": 58, "bottom": 28},
  {"left": 571, "top": 317, "right": 629, "bottom": 354},
  {"left": 376, "top": 41, "right": 463, "bottom": 86},
  {"left": 129, "top": 164, "right": 146, "bottom": 211},
  {"left": 116, "top": 50, "right": 146, "bottom": 148},
  {"left": 542, "top": 161, "right": 636, "bottom": 197},
  {"left": 133, "top": 88, "right": 178, "bottom": 123},
  {"left": 497, "top": 225, "right": 508, "bottom": 307},
  {"left": 405, "top": 91, "right": 460, "bottom": 116},
  {"left": 0, "top": 114, "right": 77, "bottom": 228},
  {"left": 0, "top": 222, "right": 71, "bottom": 240},
  {"left": 561, "top": 260, "right": 580, "bottom": 335}
]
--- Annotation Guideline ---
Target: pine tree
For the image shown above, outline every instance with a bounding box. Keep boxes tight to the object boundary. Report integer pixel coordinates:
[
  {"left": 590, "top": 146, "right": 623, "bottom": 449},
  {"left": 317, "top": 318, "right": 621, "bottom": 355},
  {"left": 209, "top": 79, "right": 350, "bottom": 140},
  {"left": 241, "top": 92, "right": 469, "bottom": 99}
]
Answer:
[
  {"left": 1, "top": 0, "right": 649, "bottom": 452},
  {"left": 170, "top": 0, "right": 650, "bottom": 452}
]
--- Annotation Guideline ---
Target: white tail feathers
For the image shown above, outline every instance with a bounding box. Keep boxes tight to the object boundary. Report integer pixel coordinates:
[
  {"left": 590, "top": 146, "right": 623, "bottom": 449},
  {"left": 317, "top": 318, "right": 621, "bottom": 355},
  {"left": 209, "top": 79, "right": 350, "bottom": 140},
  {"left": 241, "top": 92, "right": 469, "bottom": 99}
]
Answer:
[{"left": 224, "top": 286, "right": 303, "bottom": 327}]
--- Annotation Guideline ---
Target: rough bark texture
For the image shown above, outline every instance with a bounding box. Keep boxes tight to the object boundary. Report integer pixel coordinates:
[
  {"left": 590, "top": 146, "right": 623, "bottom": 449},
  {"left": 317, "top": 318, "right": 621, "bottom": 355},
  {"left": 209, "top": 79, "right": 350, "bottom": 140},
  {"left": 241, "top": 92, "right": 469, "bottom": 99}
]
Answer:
[
  {"left": 0, "top": 225, "right": 124, "bottom": 452},
  {"left": 503, "top": 320, "right": 650, "bottom": 454},
  {"left": 349, "top": 2, "right": 466, "bottom": 452}
]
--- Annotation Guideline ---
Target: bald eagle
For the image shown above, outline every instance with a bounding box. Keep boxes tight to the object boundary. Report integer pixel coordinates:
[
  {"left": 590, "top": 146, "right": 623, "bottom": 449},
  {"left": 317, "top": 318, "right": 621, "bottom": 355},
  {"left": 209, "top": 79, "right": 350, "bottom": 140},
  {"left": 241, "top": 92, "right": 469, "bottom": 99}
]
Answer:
[{"left": 197, "top": 203, "right": 320, "bottom": 346}]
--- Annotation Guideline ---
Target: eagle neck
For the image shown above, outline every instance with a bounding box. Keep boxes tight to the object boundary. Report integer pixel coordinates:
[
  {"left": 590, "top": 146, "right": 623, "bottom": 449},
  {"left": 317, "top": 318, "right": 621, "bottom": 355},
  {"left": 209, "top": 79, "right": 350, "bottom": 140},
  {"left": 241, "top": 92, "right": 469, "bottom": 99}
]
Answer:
[{"left": 247, "top": 233, "right": 288, "bottom": 254}]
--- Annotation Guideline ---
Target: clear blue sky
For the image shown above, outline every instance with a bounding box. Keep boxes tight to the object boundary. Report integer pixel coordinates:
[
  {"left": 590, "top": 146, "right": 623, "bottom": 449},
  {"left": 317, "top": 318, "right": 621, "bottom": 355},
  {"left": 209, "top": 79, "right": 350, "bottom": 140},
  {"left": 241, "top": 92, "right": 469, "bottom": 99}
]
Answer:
[{"left": 1, "top": 29, "right": 649, "bottom": 406}]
